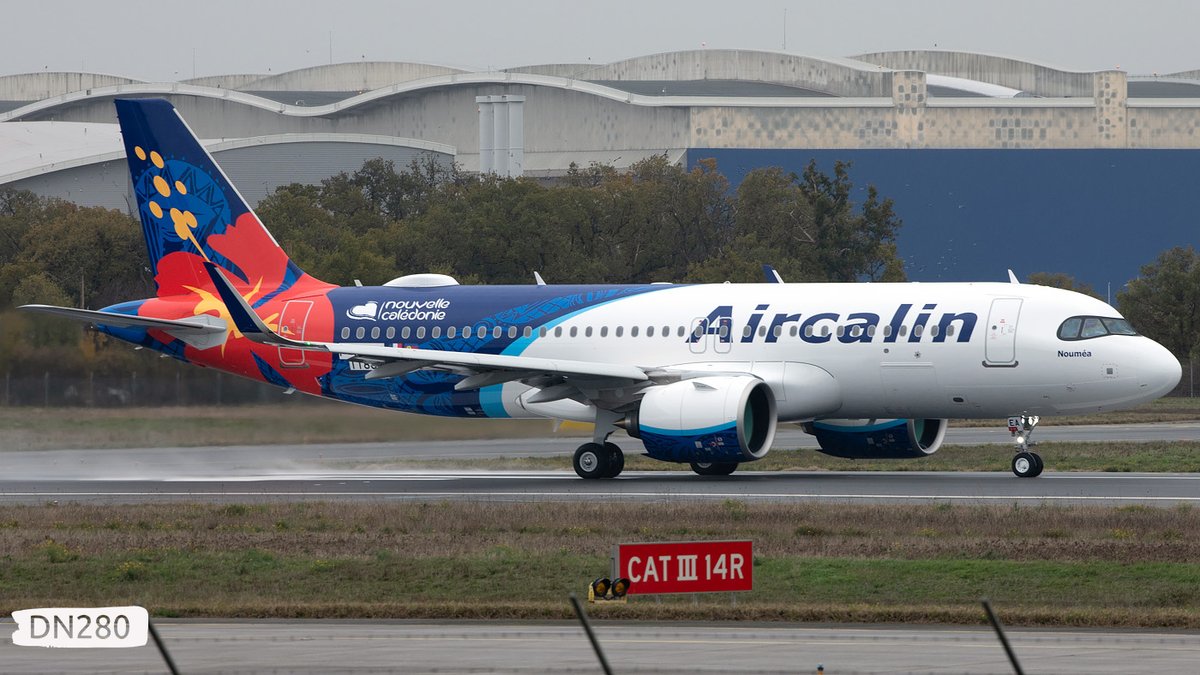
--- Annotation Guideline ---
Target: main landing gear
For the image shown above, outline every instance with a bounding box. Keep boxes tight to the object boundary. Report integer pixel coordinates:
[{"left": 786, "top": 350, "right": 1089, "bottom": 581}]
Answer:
[
  {"left": 573, "top": 441, "right": 625, "bottom": 479},
  {"left": 1008, "top": 413, "right": 1044, "bottom": 478}
]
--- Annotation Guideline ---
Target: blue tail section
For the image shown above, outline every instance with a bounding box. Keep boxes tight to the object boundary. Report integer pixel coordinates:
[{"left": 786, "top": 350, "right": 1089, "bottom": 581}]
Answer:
[{"left": 114, "top": 98, "right": 303, "bottom": 293}]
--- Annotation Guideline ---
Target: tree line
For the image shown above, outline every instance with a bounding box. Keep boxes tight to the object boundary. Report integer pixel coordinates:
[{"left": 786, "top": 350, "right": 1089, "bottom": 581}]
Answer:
[{"left": 0, "top": 156, "right": 1196, "bottom": 379}]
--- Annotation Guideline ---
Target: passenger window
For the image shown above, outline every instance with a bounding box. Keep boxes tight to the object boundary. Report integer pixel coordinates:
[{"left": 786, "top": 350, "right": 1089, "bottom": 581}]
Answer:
[
  {"left": 585, "top": 326, "right": 593, "bottom": 337},
  {"left": 462, "top": 325, "right": 470, "bottom": 337},
  {"left": 836, "top": 326, "right": 845, "bottom": 338},
  {"left": 899, "top": 325, "right": 908, "bottom": 337},
  {"left": 554, "top": 327, "right": 563, "bottom": 338},
  {"left": 616, "top": 326, "right": 624, "bottom": 337},
  {"left": 569, "top": 326, "right": 578, "bottom": 338},
  {"left": 523, "top": 326, "right": 532, "bottom": 338},
  {"left": 386, "top": 327, "right": 396, "bottom": 340},
  {"left": 913, "top": 325, "right": 923, "bottom": 337},
  {"left": 493, "top": 326, "right": 502, "bottom": 338},
  {"left": 821, "top": 326, "right": 830, "bottom": 337},
  {"left": 341, "top": 327, "right": 350, "bottom": 339},
  {"left": 647, "top": 326, "right": 655, "bottom": 337},
  {"left": 804, "top": 325, "right": 813, "bottom": 338},
  {"left": 883, "top": 325, "right": 892, "bottom": 338},
  {"left": 539, "top": 327, "right": 547, "bottom": 338},
  {"left": 447, "top": 326, "right": 457, "bottom": 338},
  {"left": 867, "top": 325, "right": 876, "bottom": 337},
  {"left": 431, "top": 327, "right": 442, "bottom": 338},
  {"left": 789, "top": 325, "right": 798, "bottom": 337},
  {"left": 631, "top": 326, "right": 639, "bottom": 337},
  {"left": 758, "top": 325, "right": 767, "bottom": 337},
  {"left": 719, "top": 325, "right": 730, "bottom": 338},
  {"left": 677, "top": 326, "right": 685, "bottom": 337},
  {"left": 508, "top": 326, "right": 517, "bottom": 338},
  {"left": 743, "top": 325, "right": 752, "bottom": 338},
  {"left": 371, "top": 327, "right": 380, "bottom": 340},
  {"left": 355, "top": 326, "right": 365, "bottom": 339},
  {"left": 416, "top": 327, "right": 426, "bottom": 339},
  {"left": 772, "top": 325, "right": 782, "bottom": 338},
  {"left": 945, "top": 325, "right": 955, "bottom": 337},
  {"left": 600, "top": 326, "right": 608, "bottom": 338},
  {"left": 662, "top": 325, "right": 669, "bottom": 337},
  {"left": 401, "top": 327, "right": 411, "bottom": 339}
]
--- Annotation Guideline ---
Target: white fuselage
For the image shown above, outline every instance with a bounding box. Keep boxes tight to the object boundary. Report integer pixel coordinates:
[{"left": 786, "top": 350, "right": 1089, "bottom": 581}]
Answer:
[{"left": 484, "top": 282, "right": 1180, "bottom": 422}]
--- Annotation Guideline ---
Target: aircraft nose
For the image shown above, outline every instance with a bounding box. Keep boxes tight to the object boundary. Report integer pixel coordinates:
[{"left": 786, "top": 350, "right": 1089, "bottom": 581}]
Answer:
[{"left": 1140, "top": 339, "right": 1182, "bottom": 398}]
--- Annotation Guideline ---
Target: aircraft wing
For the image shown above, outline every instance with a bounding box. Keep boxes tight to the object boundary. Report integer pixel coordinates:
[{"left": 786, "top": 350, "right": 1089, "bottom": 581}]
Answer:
[{"left": 203, "top": 263, "right": 650, "bottom": 392}]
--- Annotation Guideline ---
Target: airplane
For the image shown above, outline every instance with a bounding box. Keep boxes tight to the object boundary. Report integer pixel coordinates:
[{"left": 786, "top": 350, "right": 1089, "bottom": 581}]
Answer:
[{"left": 21, "top": 99, "right": 1182, "bottom": 480}]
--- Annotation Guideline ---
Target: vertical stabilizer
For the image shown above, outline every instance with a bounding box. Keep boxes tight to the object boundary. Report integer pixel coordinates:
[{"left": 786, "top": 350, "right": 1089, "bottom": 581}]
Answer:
[{"left": 114, "top": 98, "right": 305, "bottom": 295}]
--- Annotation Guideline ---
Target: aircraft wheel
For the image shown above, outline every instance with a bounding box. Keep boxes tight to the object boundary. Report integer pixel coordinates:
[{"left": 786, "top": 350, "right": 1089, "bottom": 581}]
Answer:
[
  {"left": 1030, "top": 452, "right": 1045, "bottom": 477},
  {"left": 690, "top": 461, "right": 738, "bottom": 476},
  {"left": 573, "top": 443, "right": 611, "bottom": 479},
  {"left": 1012, "top": 451, "right": 1041, "bottom": 478},
  {"left": 603, "top": 442, "right": 625, "bottom": 478}
]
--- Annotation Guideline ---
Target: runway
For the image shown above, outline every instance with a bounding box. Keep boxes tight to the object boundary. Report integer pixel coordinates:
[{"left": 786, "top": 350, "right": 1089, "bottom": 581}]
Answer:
[
  {"left": 3, "top": 620, "right": 1198, "bottom": 674},
  {"left": 5, "top": 422, "right": 1199, "bottom": 479},
  {"left": 1, "top": 470, "right": 1198, "bottom": 506},
  {"left": 1, "top": 422, "right": 1197, "bottom": 505}
]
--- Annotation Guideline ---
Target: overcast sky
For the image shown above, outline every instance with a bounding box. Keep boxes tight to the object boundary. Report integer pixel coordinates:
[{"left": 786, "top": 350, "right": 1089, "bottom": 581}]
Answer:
[{"left": 2, "top": 0, "right": 1197, "bottom": 81}]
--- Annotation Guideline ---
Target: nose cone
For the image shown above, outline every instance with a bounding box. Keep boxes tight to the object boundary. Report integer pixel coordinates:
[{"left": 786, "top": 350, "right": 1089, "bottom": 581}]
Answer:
[{"left": 1140, "top": 338, "right": 1182, "bottom": 399}]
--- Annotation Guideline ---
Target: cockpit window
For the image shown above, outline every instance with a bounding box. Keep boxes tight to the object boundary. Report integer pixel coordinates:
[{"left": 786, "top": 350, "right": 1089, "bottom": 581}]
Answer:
[
  {"left": 1058, "top": 317, "right": 1082, "bottom": 340},
  {"left": 1081, "top": 317, "right": 1107, "bottom": 338},
  {"left": 1058, "top": 316, "right": 1139, "bottom": 341},
  {"left": 1102, "top": 318, "right": 1138, "bottom": 336}
]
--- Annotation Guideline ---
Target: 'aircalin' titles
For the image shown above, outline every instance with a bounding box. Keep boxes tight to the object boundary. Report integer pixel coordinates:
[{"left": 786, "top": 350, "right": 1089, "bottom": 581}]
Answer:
[{"left": 689, "top": 304, "right": 978, "bottom": 344}]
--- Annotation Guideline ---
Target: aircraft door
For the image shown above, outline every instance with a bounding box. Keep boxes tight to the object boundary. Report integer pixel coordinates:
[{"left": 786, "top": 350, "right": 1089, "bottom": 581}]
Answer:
[
  {"left": 688, "top": 315, "right": 732, "bottom": 354},
  {"left": 688, "top": 317, "right": 707, "bottom": 354},
  {"left": 277, "top": 300, "right": 313, "bottom": 368},
  {"left": 983, "top": 298, "right": 1022, "bottom": 367}
]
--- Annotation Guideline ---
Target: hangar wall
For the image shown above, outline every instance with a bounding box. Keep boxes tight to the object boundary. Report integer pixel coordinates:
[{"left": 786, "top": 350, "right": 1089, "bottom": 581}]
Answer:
[{"left": 5, "top": 141, "right": 452, "bottom": 211}]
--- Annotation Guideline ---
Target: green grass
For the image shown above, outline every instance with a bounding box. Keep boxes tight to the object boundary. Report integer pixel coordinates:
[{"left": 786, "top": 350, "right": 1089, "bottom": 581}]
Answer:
[
  {"left": 2, "top": 501, "right": 1199, "bottom": 627},
  {"left": 0, "top": 403, "right": 560, "bottom": 451}
]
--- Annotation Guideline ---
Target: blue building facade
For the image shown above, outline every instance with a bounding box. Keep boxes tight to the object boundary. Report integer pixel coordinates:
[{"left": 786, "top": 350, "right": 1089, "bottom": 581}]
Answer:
[{"left": 689, "top": 148, "right": 1200, "bottom": 296}]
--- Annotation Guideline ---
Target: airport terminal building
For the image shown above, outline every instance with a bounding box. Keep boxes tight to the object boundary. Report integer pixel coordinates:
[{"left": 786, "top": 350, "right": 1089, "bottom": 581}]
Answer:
[{"left": 3, "top": 49, "right": 1199, "bottom": 289}]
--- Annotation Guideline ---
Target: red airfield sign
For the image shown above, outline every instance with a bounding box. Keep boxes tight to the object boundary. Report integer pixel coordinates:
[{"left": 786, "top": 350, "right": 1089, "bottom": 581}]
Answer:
[{"left": 615, "top": 541, "right": 753, "bottom": 595}]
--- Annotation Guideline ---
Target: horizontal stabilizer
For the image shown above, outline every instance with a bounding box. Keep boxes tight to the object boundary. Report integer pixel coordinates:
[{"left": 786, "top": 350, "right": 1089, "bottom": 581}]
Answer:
[{"left": 19, "top": 304, "right": 226, "bottom": 333}]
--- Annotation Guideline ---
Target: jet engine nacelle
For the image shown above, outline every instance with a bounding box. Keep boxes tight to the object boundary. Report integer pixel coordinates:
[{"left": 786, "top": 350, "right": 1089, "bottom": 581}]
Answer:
[
  {"left": 623, "top": 375, "right": 777, "bottom": 463},
  {"left": 805, "top": 418, "right": 947, "bottom": 459}
]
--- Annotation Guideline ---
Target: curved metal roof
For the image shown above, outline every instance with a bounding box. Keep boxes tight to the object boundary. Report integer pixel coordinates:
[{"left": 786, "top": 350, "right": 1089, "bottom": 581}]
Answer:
[{"left": 0, "top": 121, "right": 453, "bottom": 184}]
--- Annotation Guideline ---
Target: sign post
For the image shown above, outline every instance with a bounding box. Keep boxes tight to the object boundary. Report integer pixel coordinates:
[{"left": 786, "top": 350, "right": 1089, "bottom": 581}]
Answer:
[{"left": 614, "top": 541, "right": 753, "bottom": 595}]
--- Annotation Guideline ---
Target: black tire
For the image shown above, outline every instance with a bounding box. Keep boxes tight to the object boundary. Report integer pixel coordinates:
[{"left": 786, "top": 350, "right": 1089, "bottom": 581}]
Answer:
[
  {"left": 1011, "top": 451, "right": 1040, "bottom": 478},
  {"left": 573, "top": 443, "right": 611, "bottom": 479},
  {"left": 690, "top": 461, "right": 738, "bottom": 476},
  {"left": 1029, "top": 452, "right": 1045, "bottom": 477},
  {"left": 603, "top": 442, "right": 625, "bottom": 478}
]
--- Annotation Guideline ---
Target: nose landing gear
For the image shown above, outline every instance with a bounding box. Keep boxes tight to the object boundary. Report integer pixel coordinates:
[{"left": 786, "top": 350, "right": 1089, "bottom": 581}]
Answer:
[{"left": 1008, "top": 414, "right": 1043, "bottom": 478}]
